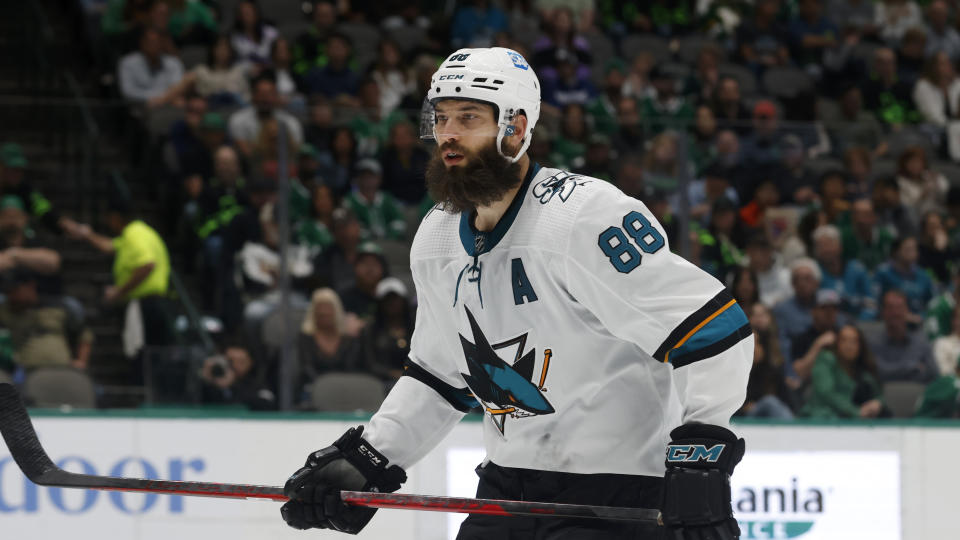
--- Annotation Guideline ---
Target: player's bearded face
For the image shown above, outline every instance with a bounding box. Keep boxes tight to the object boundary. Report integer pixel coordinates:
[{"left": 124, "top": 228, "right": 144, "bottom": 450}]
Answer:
[{"left": 425, "top": 137, "right": 523, "bottom": 213}]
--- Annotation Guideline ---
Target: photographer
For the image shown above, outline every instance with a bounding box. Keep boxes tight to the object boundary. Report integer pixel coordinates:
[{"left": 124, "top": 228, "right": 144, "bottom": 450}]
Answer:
[{"left": 199, "top": 344, "right": 275, "bottom": 410}]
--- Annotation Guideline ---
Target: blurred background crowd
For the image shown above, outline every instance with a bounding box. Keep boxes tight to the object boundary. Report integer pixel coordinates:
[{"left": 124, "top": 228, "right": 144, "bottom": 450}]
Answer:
[{"left": 1, "top": 0, "right": 960, "bottom": 420}]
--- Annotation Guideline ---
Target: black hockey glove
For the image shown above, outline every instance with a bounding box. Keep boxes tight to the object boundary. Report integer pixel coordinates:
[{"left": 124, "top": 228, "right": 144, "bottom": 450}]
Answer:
[
  {"left": 281, "top": 426, "right": 406, "bottom": 534},
  {"left": 661, "top": 423, "right": 745, "bottom": 540}
]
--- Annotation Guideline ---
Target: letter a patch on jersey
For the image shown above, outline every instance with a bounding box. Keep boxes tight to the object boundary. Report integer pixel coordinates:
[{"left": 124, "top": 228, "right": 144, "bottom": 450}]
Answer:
[{"left": 511, "top": 258, "right": 538, "bottom": 305}]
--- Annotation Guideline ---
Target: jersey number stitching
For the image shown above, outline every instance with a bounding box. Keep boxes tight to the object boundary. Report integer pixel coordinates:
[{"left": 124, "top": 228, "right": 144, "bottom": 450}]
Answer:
[{"left": 597, "top": 211, "right": 665, "bottom": 273}]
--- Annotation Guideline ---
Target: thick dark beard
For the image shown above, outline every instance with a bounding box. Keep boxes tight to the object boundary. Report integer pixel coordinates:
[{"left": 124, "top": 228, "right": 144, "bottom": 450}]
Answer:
[{"left": 425, "top": 139, "right": 524, "bottom": 214}]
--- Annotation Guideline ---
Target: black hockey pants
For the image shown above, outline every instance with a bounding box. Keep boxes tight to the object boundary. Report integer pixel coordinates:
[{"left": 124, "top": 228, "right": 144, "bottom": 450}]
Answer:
[{"left": 456, "top": 461, "right": 665, "bottom": 540}]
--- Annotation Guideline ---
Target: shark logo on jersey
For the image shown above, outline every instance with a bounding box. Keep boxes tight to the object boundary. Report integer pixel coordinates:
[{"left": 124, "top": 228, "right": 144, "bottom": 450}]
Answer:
[
  {"left": 458, "top": 306, "right": 554, "bottom": 435},
  {"left": 532, "top": 172, "right": 591, "bottom": 205}
]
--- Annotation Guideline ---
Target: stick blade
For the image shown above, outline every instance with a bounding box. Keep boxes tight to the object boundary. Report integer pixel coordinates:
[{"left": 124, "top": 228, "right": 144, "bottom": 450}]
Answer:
[{"left": 0, "top": 383, "right": 58, "bottom": 482}]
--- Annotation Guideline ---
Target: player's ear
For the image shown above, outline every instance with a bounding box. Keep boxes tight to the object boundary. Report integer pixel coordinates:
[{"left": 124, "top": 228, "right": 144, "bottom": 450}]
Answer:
[{"left": 507, "top": 112, "right": 528, "bottom": 144}]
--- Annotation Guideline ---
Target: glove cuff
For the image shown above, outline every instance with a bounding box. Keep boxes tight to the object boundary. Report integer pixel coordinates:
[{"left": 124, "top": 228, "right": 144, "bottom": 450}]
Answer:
[
  {"left": 332, "top": 426, "right": 407, "bottom": 493},
  {"left": 666, "top": 423, "right": 744, "bottom": 474}
]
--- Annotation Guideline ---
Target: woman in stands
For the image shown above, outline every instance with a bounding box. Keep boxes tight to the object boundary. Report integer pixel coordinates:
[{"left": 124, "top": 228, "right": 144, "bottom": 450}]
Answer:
[
  {"left": 153, "top": 35, "right": 250, "bottom": 107},
  {"left": 801, "top": 324, "right": 886, "bottom": 419},
  {"left": 230, "top": 0, "right": 277, "bottom": 64},
  {"left": 298, "top": 288, "right": 362, "bottom": 398},
  {"left": 896, "top": 146, "right": 950, "bottom": 219}
]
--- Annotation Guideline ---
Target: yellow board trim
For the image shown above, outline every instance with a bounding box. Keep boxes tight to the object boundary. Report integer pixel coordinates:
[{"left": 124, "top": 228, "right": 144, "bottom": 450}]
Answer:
[{"left": 664, "top": 299, "right": 737, "bottom": 364}]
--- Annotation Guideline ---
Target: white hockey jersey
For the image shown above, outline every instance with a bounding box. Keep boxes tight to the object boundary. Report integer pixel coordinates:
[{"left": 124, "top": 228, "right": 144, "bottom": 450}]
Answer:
[{"left": 365, "top": 163, "right": 753, "bottom": 478}]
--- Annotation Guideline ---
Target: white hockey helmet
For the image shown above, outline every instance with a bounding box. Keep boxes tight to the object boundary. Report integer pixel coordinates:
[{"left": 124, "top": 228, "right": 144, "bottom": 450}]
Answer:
[{"left": 422, "top": 47, "right": 541, "bottom": 163}]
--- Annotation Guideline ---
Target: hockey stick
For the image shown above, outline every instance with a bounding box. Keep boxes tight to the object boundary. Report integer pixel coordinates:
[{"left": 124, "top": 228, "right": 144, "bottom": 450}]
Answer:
[{"left": 0, "top": 383, "right": 659, "bottom": 523}]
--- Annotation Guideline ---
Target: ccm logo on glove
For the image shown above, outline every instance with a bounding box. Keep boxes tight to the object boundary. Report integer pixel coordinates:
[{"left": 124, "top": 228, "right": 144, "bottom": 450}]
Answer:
[{"left": 666, "top": 444, "right": 726, "bottom": 463}]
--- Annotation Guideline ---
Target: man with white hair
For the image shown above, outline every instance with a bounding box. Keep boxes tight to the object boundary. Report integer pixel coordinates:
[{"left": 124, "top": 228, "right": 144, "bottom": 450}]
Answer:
[
  {"left": 812, "top": 224, "right": 874, "bottom": 319},
  {"left": 773, "top": 257, "right": 822, "bottom": 374}
]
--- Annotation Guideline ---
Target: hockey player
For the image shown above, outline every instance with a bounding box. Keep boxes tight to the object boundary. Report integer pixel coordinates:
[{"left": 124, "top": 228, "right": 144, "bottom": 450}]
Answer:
[{"left": 280, "top": 48, "right": 753, "bottom": 540}]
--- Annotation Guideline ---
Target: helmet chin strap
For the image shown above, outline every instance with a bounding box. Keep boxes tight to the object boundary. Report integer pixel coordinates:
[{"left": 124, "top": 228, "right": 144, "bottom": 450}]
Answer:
[{"left": 496, "top": 123, "right": 530, "bottom": 164}]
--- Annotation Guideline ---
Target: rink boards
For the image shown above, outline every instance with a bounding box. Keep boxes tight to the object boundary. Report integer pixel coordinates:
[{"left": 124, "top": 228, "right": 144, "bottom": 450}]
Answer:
[{"left": 1, "top": 413, "right": 956, "bottom": 540}]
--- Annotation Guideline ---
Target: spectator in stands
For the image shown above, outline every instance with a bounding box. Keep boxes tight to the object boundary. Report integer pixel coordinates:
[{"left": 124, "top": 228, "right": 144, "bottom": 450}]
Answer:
[
  {"left": 791, "top": 289, "right": 843, "bottom": 382},
  {"left": 0, "top": 196, "right": 63, "bottom": 297},
  {"left": 292, "top": 0, "right": 338, "bottom": 76},
  {"left": 230, "top": 0, "right": 277, "bottom": 64},
  {"left": 813, "top": 224, "right": 875, "bottom": 319},
  {"left": 918, "top": 211, "right": 955, "bottom": 284},
  {"left": 380, "top": 121, "right": 429, "bottom": 206},
  {"left": 915, "top": 354, "right": 960, "bottom": 418},
  {"left": 687, "top": 106, "right": 718, "bottom": 174},
  {"left": 542, "top": 48, "right": 598, "bottom": 109},
  {"left": 741, "top": 100, "right": 786, "bottom": 170},
  {"left": 196, "top": 145, "right": 248, "bottom": 272},
  {"left": 531, "top": 7, "right": 592, "bottom": 84},
  {"left": 586, "top": 58, "right": 627, "bottom": 138},
  {"left": 550, "top": 104, "right": 590, "bottom": 171},
  {"left": 925, "top": 1, "right": 960, "bottom": 61},
  {"left": 71, "top": 198, "right": 173, "bottom": 357},
  {"left": 337, "top": 241, "right": 387, "bottom": 328},
  {"left": 913, "top": 51, "right": 960, "bottom": 129},
  {"left": 873, "top": 175, "right": 917, "bottom": 237},
  {"left": 875, "top": 235, "right": 935, "bottom": 318},
  {"left": 167, "top": 96, "right": 214, "bottom": 179},
  {"left": 634, "top": 0, "right": 695, "bottom": 36},
  {"left": 777, "top": 135, "right": 818, "bottom": 205},
  {"left": 295, "top": 183, "right": 336, "bottom": 258},
  {"left": 358, "top": 277, "right": 413, "bottom": 384},
  {"left": 927, "top": 271, "right": 960, "bottom": 339},
  {"left": 349, "top": 77, "right": 407, "bottom": 159},
  {"left": 712, "top": 76, "right": 750, "bottom": 136},
  {"left": 164, "top": 0, "right": 217, "bottom": 47},
  {"left": 317, "top": 126, "right": 357, "bottom": 197},
  {"left": 736, "top": 0, "right": 790, "bottom": 74},
  {"left": 676, "top": 163, "right": 740, "bottom": 227},
  {"left": 773, "top": 257, "right": 822, "bottom": 368},
  {"left": 298, "top": 288, "right": 362, "bottom": 391},
  {"left": 868, "top": 289, "right": 938, "bottom": 383},
  {"left": 683, "top": 46, "right": 723, "bottom": 106},
  {"left": 343, "top": 159, "right": 405, "bottom": 242},
  {"left": 819, "top": 170, "right": 852, "bottom": 223},
  {"left": 789, "top": 0, "right": 839, "bottom": 73},
  {"left": 896, "top": 146, "right": 950, "bottom": 219},
  {"left": 267, "top": 37, "right": 306, "bottom": 112},
  {"left": 101, "top": 0, "right": 155, "bottom": 48},
  {"left": 826, "top": 0, "right": 878, "bottom": 39},
  {"left": 875, "top": 0, "right": 923, "bottom": 47},
  {"left": 862, "top": 47, "right": 916, "bottom": 125},
  {"left": 738, "top": 178, "right": 781, "bottom": 237},
  {"left": 370, "top": 39, "right": 413, "bottom": 118},
  {"left": 730, "top": 267, "right": 760, "bottom": 316},
  {"left": 613, "top": 96, "right": 644, "bottom": 156},
  {"left": 841, "top": 197, "right": 895, "bottom": 272},
  {"left": 641, "top": 131, "right": 693, "bottom": 194},
  {"left": 741, "top": 305, "right": 795, "bottom": 419},
  {"left": 746, "top": 235, "right": 792, "bottom": 307},
  {"left": 801, "top": 324, "right": 885, "bottom": 418},
  {"left": 640, "top": 65, "right": 692, "bottom": 136},
  {"left": 575, "top": 134, "right": 615, "bottom": 182},
  {"left": 693, "top": 198, "right": 744, "bottom": 281},
  {"left": 228, "top": 73, "right": 303, "bottom": 159},
  {"left": 118, "top": 27, "right": 185, "bottom": 105},
  {"left": 200, "top": 344, "right": 276, "bottom": 409},
  {"left": 622, "top": 51, "right": 654, "bottom": 102},
  {"left": 154, "top": 35, "right": 250, "bottom": 108},
  {"left": 314, "top": 207, "right": 362, "bottom": 291},
  {"left": 304, "top": 95, "right": 335, "bottom": 151},
  {"left": 843, "top": 146, "right": 879, "bottom": 199},
  {"left": 451, "top": 0, "right": 509, "bottom": 48},
  {"left": 0, "top": 269, "right": 93, "bottom": 371},
  {"left": 897, "top": 27, "right": 928, "bottom": 85},
  {"left": 303, "top": 32, "right": 359, "bottom": 101},
  {"left": 932, "top": 306, "right": 960, "bottom": 376},
  {"left": 831, "top": 86, "right": 888, "bottom": 159},
  {"left": 612, "top": 154, "right": 645, "bottom": 202}
]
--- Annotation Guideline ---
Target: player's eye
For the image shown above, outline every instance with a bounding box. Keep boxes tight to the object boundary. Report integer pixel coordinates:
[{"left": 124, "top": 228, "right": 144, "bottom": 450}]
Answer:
[{"left": 435, "top": 114, "right": 447, "bottom": 124}]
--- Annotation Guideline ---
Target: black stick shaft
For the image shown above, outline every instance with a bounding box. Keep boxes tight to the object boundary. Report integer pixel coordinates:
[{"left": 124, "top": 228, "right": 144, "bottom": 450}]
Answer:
[{"left": 0, "top": 384, "right": 660, "bottom": 522}]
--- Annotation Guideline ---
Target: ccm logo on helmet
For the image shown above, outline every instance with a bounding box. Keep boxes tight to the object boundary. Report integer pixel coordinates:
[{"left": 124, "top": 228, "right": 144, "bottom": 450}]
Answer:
[
  {"left": 438, "top": 74, "right": 465, "bottom": 81},
  {"left": 666, "top": 444, "right": 725, "bottom": 463}
]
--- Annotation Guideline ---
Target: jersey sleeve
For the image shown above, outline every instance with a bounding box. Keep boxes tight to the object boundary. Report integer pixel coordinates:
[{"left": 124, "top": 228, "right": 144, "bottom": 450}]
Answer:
[
  {"left": 364, "top": 267, "right": 477, "bottom": 469},
  {"left": 563, "top": 184, "right": 753, "bottom": 428}
]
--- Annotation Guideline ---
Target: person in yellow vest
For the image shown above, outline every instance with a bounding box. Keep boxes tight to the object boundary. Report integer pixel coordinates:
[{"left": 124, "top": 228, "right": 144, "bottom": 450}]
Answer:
[{"left": 69, "top": 199, "right": 174, "bottom": 362}]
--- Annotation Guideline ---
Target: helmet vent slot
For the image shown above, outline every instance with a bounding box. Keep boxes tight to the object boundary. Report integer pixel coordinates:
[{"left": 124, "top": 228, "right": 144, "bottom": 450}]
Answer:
[
  {"left": 493, "top": 80, "right": 504, "bottom": 84},
  {"left": 473, "top": 77, "right": 488, "bottom": 82},
  {"left": 470, "top": 85, "right": 498, "bottom": 90}
]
